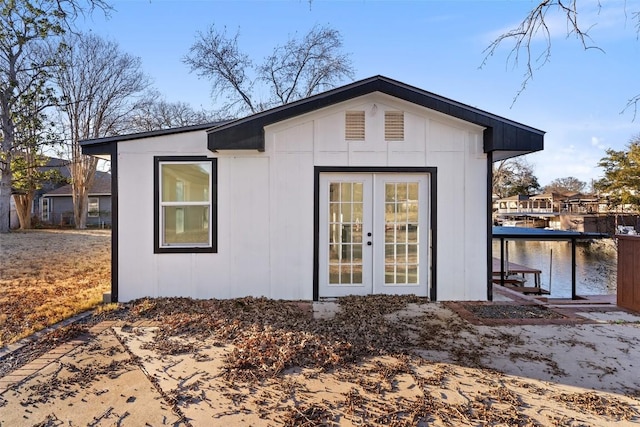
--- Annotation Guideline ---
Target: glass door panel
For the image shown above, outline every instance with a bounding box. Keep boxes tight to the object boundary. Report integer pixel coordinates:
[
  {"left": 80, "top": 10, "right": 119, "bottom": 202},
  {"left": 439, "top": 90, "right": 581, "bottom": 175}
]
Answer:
[
  {"left": 319, "top": 174, "right": 372, "bottom": 297},
  {"left": 383, "top": 182, "right": 419, "bottom": 284},
  {"left": 328, "top": 181, "right": 364, "bottom": 285},
  {"left": 374, "top": 175, "right": 429, "bottom": 295}
]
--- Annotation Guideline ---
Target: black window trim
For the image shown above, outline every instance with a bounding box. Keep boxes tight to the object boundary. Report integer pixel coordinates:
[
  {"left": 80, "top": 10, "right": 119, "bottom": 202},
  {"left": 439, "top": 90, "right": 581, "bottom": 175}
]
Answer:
[{"left": 154, "top": 155, "right": 218, "bottom": 254}]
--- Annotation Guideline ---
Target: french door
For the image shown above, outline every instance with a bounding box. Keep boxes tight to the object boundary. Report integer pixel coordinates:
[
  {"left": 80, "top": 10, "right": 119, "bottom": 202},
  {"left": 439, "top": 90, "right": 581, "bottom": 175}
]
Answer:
[{"left": 318, "top": 173, "right": 430, "bottom": 297}]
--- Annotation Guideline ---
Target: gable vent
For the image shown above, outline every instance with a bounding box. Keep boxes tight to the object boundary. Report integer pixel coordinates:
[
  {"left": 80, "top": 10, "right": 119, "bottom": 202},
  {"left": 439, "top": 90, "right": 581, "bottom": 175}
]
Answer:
[
  {"left": 385, "top": 111, "right": 404, "bottom": 141},
  {"left": 345, "top": 111, "right": 365, "bottom": 140}
]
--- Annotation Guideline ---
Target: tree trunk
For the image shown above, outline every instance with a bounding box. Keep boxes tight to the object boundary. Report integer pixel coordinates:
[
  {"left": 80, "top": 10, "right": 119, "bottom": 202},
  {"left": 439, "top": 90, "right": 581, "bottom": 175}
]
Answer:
[
  {"left": 71, "top": 154, "right": 98, "bottom": 230},
  {"left": 14, "top": 192, "right": 34, "bottom": 229},
  {"left": 72, "top": 183, "right": 88, "bottom": 229},
  {"left": 0, "top": 95, "right": 15, "bottom": 233},
  {"left": 0, "top": 169, "right": 12, "bottom": 233}
]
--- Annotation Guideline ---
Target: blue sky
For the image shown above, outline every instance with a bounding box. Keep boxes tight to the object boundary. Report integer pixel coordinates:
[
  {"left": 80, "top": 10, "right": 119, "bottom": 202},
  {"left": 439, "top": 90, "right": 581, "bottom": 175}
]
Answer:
[{"left": 79, "top": 0, "right": 640, "bottom": 187}]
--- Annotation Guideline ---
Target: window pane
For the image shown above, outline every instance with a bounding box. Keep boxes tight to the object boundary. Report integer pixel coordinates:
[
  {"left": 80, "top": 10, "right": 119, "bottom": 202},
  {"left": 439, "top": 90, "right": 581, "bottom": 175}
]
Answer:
[
  {"left": 163, "top": 206, "right": 210, "bottom": 245},
  {"left": 340, "top": 183, "right": 352, "bottom": 202},
  {"left": 88, "top": 198, "right": 99, "bottom": 217},
  {"left": 162, "top": 163, "right": 211, "bottom": 202}
]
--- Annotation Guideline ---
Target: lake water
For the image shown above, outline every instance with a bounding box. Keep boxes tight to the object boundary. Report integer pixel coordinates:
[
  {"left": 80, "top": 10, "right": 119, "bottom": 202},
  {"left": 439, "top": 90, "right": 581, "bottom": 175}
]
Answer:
[{"left": 491, "top": 239, "right": 618, "bottom": 298}]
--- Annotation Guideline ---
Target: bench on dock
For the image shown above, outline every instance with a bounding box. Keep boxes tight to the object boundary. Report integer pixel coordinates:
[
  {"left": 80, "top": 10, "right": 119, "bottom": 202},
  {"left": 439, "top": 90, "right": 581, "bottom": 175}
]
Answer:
[
  {"left": 491, "top": 277, "right": 526, "bottom": 286},
  {"left": 492, "top": 257, "right": 549, "bottom": 295}
]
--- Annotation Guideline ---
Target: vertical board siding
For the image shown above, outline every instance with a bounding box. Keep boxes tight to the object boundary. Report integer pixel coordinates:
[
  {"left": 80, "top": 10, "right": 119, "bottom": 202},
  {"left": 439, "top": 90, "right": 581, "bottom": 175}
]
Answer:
[
  {"left": 115, "top": 93, "right": 489, "bottom": 302},
  {"left": 227, "top": 157, "right": 271, "bottom": 297}
]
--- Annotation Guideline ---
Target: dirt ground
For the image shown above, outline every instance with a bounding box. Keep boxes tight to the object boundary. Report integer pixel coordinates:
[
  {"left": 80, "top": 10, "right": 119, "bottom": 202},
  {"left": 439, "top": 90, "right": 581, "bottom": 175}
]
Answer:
[
  {"left": 0, "top": 229, "right": 110, "bottom": 346},
  {"left": 1, "top": 296, "right": 639, "bottom": 426}
]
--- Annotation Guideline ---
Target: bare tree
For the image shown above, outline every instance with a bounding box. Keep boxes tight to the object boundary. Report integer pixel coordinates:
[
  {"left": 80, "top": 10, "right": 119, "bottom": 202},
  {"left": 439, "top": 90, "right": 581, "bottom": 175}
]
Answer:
[
  {"left": 128, "top": 92, "right": 218, "bottom": 132},
  {"left": 482, "top": 1, "right": 639, "bottom": 115},
  {"left": 260, "top": 26, "right": 354, "bottom": 105},
  {"left": 183, "top": 24, "right": 355, "bottom": 116},
  {"left": 55, "top": 32, "right": 149, "bottom": 229}
]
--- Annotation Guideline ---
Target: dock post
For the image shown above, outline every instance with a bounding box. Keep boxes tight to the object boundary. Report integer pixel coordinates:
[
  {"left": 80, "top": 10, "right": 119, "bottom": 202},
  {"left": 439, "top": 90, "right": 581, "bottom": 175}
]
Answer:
[
  {"left": 500, "top": 237, "right": 506, "bottom": 286},
  {"left": 571, "top": 237, "right": 577, "bottom": 300}
]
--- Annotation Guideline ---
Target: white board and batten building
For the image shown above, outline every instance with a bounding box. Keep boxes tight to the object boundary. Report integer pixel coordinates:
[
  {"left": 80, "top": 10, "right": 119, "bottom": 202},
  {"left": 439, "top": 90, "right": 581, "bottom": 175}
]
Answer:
[{"left": 82, "top": 76, "right": 544, "bottom": 303}]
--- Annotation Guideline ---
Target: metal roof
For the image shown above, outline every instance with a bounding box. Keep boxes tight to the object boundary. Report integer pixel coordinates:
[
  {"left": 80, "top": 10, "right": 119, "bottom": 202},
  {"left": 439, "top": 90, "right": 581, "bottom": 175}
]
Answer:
[
  {"left": 492, "top": 226, "right": 609, "bottom": 240},
  {"left": 81, "top": 121, "right": 229, "bottom": 156},
  {"left": 207, "top": 75, "right": 545, "bottom": 160}
]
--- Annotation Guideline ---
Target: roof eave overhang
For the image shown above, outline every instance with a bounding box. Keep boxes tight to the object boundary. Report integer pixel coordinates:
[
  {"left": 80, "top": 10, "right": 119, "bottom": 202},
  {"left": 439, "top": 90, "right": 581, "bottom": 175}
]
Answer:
[
  {"left": 82, "top": 141, "right": 116, "bottom": 158},
  {"left": 207, "top": 75, "right": 545, "bottom": 156},
  {"left": 81, "top": 122, "right": 229, "bottom": 157}
]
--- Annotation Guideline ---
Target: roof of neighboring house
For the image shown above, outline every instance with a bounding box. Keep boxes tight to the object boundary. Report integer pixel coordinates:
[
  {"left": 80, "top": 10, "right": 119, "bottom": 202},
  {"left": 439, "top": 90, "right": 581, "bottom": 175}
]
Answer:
[
  {"left": 10, "top": 156, "right": 71, "bottom": 195},
  {"left": 42, "top": 157, "right": 72, "bottom": 178},
  {"left": 565, "top": 193, "right": 599, "bottom": 202},
  {"left": 528, "top": 192, "right": 565, "bottom": 201},
  {"left": 496, "top": 195, "right": 530, "bottom": 202},
  {"left": 206, "top": 75, "right": 545, "bottom": 159},
  {"left": 44, "top": 171, "right": 111, "bottom": 197}
]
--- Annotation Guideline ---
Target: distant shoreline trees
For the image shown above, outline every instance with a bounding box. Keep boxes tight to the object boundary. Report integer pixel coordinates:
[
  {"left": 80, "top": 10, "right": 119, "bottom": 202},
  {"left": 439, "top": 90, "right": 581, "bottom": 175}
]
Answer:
[
  {"left": 595, "top": 135, "right": 640, "bottom": 211},
  {"left": 543, "top": 177, "right": 586, "bottom": 195},
  {"left": 492, "top": 158, "right": 541, "bottom": 198}
]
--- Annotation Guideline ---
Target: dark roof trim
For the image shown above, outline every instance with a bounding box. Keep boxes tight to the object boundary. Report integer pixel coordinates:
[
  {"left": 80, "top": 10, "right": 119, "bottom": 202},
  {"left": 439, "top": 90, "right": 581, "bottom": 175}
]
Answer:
[
  {"left": 81, "top": 121, "right": 229, "bottom": 156},
  {"left": 207, "top": 75, "right": 544, "bottom": 155}
]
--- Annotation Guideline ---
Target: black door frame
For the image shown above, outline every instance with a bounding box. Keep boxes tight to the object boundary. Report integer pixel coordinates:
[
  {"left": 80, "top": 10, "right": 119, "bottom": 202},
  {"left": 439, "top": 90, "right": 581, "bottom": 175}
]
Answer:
[{"left": 313, "top": 166, "right": 438, "bottom": 301}]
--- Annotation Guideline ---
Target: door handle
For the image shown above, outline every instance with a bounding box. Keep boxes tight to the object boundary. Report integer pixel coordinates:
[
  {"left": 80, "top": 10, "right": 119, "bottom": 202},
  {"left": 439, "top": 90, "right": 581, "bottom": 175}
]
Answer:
[{"left": 367, "top": 241, "right": 372, "bottom": 246}]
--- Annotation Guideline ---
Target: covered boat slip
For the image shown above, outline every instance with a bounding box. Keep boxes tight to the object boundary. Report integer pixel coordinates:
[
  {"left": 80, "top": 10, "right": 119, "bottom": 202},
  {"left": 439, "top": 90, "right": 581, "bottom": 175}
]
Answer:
[{"left": 491, "top": 226, "right": 609, "bottom": 300}]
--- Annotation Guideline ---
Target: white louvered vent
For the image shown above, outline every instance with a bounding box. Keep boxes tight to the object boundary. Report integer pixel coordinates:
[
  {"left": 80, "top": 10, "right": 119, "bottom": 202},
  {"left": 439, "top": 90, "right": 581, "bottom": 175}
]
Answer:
[
  {"left": 385, "top": 111, "right": 404, "bottom": 141},
  {"left": 345, "top": 111, "right": 365, "bottom": 140}
]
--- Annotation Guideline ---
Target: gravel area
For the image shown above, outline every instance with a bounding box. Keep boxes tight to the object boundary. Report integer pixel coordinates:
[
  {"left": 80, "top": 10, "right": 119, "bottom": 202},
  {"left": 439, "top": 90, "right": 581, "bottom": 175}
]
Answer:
[{"left": 463, "top": 303, "right": 565, "bottom": 319}]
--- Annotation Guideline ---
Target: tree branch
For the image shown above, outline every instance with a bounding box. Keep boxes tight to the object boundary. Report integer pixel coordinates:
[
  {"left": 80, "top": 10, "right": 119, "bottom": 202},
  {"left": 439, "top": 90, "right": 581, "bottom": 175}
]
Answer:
[{"left": 481, "top": 0, "right": 604, "bottom": 105}]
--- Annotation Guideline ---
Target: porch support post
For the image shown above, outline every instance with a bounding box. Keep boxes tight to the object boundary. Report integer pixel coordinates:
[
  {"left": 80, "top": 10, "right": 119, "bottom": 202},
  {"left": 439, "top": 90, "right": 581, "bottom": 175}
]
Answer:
[
  {"left": 500, "top": 237, "right": 506, "bottom": 287},
  {"left": 571, "top": 237, "right": 577, "bottom": 300},
  {"left": 487, "top": 152, "right": 494, "bottom": 301}
]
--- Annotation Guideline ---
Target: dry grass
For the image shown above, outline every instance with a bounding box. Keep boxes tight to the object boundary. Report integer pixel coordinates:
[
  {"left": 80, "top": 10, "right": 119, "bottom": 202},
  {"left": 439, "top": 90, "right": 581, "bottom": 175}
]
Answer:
[{"left": 0, "top": 229, "right": 110, "bottom": 346}]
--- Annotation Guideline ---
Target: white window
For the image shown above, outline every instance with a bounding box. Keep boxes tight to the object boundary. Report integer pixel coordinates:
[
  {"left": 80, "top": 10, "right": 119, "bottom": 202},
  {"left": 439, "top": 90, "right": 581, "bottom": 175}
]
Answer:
[
  {"left": 345, "top": 111, "right": 365, "bottom": 140},
  {"left": 88, "top": 197, "right": 100, "bottom": 217},
  {"left": 41, "top": 198, "right": 50, "bottom": 222},
  {"left": 155, "top": 157, "right": 217, "bottom": 253}
]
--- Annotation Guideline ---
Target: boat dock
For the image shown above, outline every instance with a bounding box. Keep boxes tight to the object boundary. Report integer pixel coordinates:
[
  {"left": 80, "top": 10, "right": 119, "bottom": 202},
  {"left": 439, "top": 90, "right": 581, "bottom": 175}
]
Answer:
[{"left": 492, "top": 257, "right": 549, "bottom": 295}]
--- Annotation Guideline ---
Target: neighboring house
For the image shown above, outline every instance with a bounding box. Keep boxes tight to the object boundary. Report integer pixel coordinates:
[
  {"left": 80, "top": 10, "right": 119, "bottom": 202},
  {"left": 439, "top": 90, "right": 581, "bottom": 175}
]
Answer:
[
  {"left": 494, "top": 195, "right": 532, "bottom": 214},
  {"left": 9, "top": 157, "right": 70, "bottom": 229},
  {"left": 81, "top": 75, "right": 544, "bottom": 303},
  {"left": 42, "top": 171, "right": 112, "bottom": 227},
  {"left": 494, "top": 192, "right": 601, "bottom": 216},
  {"left": 493, "top": 191, "right": 630, "bottom": 232}
]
